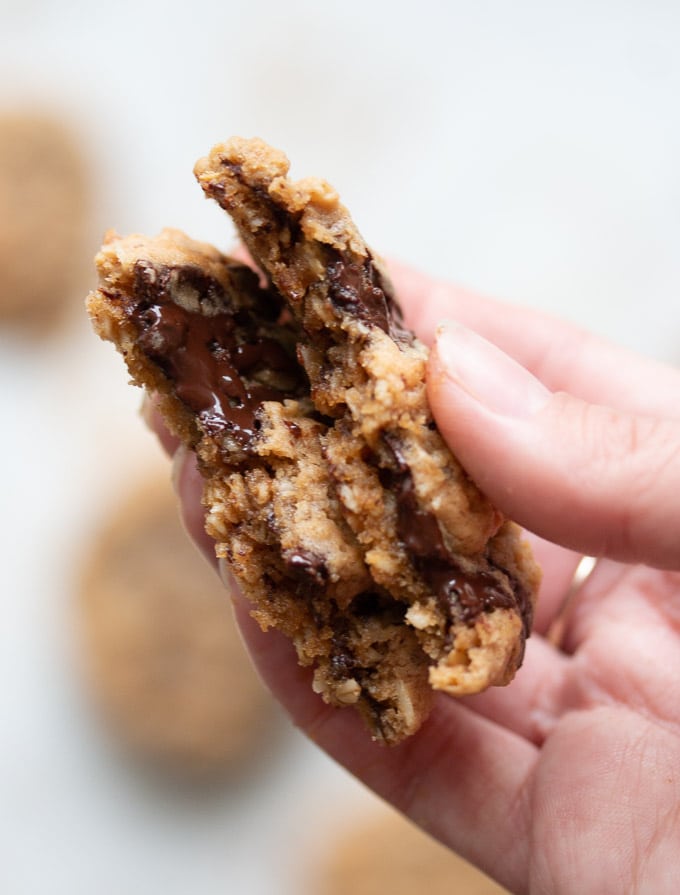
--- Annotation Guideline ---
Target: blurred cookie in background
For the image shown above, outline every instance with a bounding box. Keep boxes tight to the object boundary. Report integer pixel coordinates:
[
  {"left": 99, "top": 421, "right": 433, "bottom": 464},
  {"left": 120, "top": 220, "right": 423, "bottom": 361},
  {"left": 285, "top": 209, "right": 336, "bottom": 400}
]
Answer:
[
  {"left": 0, "top": 111, "right": 90, "bottom": 333},
  {"left": 307, "top": 803, "right": 508, "bottom": 895},
  {"left": 78, "top": 469, "right": 279, "bottom": 779}
]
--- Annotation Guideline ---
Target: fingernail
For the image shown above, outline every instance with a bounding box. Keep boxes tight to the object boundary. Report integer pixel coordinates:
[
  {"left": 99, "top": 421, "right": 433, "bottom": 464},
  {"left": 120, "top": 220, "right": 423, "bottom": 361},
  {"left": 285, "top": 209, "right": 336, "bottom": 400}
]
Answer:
[
  {"left": 171, "top": 444, "right": 189, "bottom": 494},
  {"left": 218, "top": 558, "right": 248, "bottom": 610},
  {"left": 139, "top": 394, "right": 154, "bottom": 428},
  {"left": 432, "top": 322, "right": 551, "bottom": 418},
  {"left": 218, "top": 558, "right": 238, "bottom": 592}
]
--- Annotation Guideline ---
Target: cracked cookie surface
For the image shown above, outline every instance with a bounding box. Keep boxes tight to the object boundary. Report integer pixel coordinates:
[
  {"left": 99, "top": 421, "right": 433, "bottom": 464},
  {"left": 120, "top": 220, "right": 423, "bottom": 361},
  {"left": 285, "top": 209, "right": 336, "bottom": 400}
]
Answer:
[{"left": 87, "top": 138, "right": 540, "bottom": 743}]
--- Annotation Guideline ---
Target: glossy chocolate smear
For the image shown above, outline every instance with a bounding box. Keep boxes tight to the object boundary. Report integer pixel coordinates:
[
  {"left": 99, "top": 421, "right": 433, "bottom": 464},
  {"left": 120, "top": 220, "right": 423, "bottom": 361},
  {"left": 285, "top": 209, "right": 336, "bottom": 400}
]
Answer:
[
  {"left": 427, "top": 562, "right": 515, "bottom": 624},
  {"left": 326, "top": 254, "right": 411, "bottom": 343},
  {"left": 128, "top": 261, "right": 305, "bottom": 447},
  {"left": 488, "top": 564, "right": 534, "bottom": 635}
]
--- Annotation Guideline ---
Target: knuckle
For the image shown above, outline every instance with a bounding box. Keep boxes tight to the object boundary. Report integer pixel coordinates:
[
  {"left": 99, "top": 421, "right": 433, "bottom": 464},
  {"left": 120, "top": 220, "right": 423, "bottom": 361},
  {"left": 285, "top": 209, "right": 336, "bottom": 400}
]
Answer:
[{"left": 553, "top": 397, "right": 680, "bottom": 561}]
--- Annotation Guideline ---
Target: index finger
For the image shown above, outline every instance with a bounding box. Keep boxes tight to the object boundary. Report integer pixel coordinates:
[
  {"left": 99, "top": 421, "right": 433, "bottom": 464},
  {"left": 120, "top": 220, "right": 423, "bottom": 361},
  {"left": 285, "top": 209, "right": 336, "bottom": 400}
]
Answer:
[{"left": 388, "top": 258, "right": 680, "bottom": 419}]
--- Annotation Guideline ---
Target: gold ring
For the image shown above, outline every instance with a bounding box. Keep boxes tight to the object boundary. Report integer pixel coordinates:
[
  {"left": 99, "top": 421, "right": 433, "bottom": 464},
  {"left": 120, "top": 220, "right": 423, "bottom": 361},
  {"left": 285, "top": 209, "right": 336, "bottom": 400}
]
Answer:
[{"left": 547, "top": 555, "right": 598, "bottom": 648}]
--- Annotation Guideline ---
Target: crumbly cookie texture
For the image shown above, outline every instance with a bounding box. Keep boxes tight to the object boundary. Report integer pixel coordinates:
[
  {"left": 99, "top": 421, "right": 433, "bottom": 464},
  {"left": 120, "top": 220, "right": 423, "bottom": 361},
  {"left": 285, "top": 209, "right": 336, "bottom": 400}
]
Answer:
[
  {"left": 87, "top": 138, "right": 540, "bottom": 744},
  {"left": 79, "top": 473, "right": 276, "bottom": 776}
]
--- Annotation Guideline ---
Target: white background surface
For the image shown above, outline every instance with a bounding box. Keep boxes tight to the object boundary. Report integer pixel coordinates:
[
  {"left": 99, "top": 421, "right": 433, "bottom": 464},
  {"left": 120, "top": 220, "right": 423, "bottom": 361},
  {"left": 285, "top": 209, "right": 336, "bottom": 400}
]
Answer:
[{"left": 1, "top": 2, "right": 679, "bottom": 893}]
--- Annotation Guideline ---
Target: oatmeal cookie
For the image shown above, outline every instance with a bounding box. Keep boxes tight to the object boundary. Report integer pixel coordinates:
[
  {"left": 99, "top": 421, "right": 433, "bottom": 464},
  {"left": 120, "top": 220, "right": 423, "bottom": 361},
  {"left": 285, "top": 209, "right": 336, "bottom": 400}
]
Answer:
[
  {"left": 87, "top": 138, "right": 540, "bottom": 743},
  {"left": 307, "top": 805, "right": 508, "bottom": 895},
  {"left": 79, "top": 472, "right": 276, "bottom": 776},
  {"left": 0, "top": 112, "right": 89, "bottom": 331}
]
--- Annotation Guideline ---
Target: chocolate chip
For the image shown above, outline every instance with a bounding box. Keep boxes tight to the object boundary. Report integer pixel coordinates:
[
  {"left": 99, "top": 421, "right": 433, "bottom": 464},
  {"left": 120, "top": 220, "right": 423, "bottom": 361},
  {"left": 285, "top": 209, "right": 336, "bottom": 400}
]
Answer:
[
  {"left": 326, "top": 254, "right": 410, "bottom": 342},
  {"left": 380, "top": 434, "right": 518, "bottom": 626},
  {"left": 125, "top": 260, "right": 306, "bottom": 449},
  {"left": 284, "top": 549, "right": 329, "bottom": 588}
]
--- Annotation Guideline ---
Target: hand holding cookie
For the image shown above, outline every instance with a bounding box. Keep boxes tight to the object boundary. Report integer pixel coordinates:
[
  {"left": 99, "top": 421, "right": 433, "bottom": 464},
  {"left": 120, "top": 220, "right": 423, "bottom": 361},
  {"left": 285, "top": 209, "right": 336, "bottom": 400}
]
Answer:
[
  {"left": 170, "top": 263, "right": 680, "bottom": 894},
  {"left": 88, "top": 139, "right": 539, "bottom": 745},
  {"left": 88, "top": 139, "right": 680, "bottom": 893}
]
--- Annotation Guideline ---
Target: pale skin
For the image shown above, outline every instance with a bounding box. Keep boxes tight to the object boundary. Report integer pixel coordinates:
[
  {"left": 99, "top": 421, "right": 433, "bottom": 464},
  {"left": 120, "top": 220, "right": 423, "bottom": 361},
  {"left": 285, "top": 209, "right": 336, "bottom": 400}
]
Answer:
[{"left": 150, "top": 260, "right": 680, "bottom": 895}]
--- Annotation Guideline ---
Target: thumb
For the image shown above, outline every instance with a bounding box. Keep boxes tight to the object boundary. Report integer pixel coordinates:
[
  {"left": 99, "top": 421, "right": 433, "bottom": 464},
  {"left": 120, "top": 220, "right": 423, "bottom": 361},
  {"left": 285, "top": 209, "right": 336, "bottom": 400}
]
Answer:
[{"left": 427, "top": 322, "right": 680, "bottom": 570}]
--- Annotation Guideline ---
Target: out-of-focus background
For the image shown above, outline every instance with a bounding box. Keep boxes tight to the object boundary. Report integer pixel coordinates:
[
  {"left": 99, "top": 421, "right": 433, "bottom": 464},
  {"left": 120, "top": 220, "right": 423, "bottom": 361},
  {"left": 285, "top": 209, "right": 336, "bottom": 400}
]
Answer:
[{"left": 1, "top": 2, "right": 678, "bottom": 893}]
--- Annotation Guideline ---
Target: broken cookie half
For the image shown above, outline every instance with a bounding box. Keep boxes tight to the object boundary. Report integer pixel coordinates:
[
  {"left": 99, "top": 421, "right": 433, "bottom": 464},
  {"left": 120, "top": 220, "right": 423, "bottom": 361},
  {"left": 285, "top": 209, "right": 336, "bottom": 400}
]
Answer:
[{"left": 87, "top": 138, "right": 540, "bottom": 744}]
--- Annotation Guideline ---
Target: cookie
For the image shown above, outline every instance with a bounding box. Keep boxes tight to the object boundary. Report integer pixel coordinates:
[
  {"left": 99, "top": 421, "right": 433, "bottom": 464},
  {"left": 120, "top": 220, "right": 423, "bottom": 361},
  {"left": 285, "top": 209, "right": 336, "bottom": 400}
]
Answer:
[
  {"left": 78, "top": 472, "right": 276, "bottom": 776},
  {"left": 0, "top": 112, "right": 89, "bottom": 331},
  {"left": 87, "top": 138, "right": 540, "bottom": 744},
  {"left": 307, "top": 806, "right": 508, "bottom": 895}
]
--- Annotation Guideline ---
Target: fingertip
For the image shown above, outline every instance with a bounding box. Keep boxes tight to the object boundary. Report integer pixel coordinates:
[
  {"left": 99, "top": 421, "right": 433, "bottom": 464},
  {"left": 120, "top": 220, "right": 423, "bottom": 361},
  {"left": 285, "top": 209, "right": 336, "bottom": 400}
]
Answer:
[
  {"left": 429, "top": 321, "right": 551, "bottom": 420},
  {"left": 426, "top": 323, "right": 592, "bottom": 550},
  {"left": 426, "top": 322, "right": 546, "bottom": 507},
  {"left": 428, "top": 323, "right": 680, "bottom": 567}
]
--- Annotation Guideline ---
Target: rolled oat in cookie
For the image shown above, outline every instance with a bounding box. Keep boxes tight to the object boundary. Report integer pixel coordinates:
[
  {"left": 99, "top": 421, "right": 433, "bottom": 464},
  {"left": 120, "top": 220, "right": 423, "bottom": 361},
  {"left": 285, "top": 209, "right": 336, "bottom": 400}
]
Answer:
[{"left": 87, "top": 138, "right": 540, "bottom": 744}]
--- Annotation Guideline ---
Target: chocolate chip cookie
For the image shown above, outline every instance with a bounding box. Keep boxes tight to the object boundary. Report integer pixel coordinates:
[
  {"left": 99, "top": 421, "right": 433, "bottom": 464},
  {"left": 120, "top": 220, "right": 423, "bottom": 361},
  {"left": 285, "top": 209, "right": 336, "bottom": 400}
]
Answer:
[
  {"left": 87, "top": 138, "right": 540, "bottom": 744},
  {"left": 79, "top": 472, "right": 276, "bottom": 776}
]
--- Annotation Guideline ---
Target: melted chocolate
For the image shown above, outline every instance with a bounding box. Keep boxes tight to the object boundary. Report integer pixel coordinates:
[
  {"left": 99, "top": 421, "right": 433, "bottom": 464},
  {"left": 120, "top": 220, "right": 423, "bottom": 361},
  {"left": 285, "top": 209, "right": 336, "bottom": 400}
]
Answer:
[
  {"left": 326, "top": 255, "right": 410, "bottom": 343},
  {"left": 128, "top": 261, "right": 304, "bottom": 447},
  {"left": 488, "top": 565, "right": 534, "bottom": 635},
  {"left": 380, "top": 435, "right": 521, "bottom": 629},
  {"left": 284, "top": 549, "right": 329, "bottom": 588},
  {"left": 427, "top": 562, "right": 514, "bottom": 624},
  {"left": 393, "top": 467, "right": 450, "bottom": 563}
]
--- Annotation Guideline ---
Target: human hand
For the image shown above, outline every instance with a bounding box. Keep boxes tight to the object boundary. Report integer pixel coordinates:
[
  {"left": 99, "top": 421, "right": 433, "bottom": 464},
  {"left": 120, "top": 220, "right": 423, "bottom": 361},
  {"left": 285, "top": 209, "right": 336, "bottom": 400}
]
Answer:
[{"left": 161, "top": 261, "right": 680, "bottom": 894}]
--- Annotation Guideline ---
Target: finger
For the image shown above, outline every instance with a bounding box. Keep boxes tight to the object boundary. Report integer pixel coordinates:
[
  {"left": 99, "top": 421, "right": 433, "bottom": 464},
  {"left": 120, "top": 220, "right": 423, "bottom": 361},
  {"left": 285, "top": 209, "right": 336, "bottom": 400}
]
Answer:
[
  {"left": 228, "top": 581, "right": 535, "bottom": 895},
  {"left": 171, "top": 447, "right": 216, "bottom": 567},
  {"left": 389, "top": 259, "right": 680, "bottom": 419},
  {"left": 428, "top": 322, "right": 680, "bottom": 569}
]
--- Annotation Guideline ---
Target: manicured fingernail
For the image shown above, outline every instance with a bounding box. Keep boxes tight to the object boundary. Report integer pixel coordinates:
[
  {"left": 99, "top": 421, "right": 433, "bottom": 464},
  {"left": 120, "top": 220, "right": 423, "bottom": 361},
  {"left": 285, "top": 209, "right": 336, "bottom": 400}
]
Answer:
[{"left": 432, "top": 322, "right": 551, "bottom": 418}]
